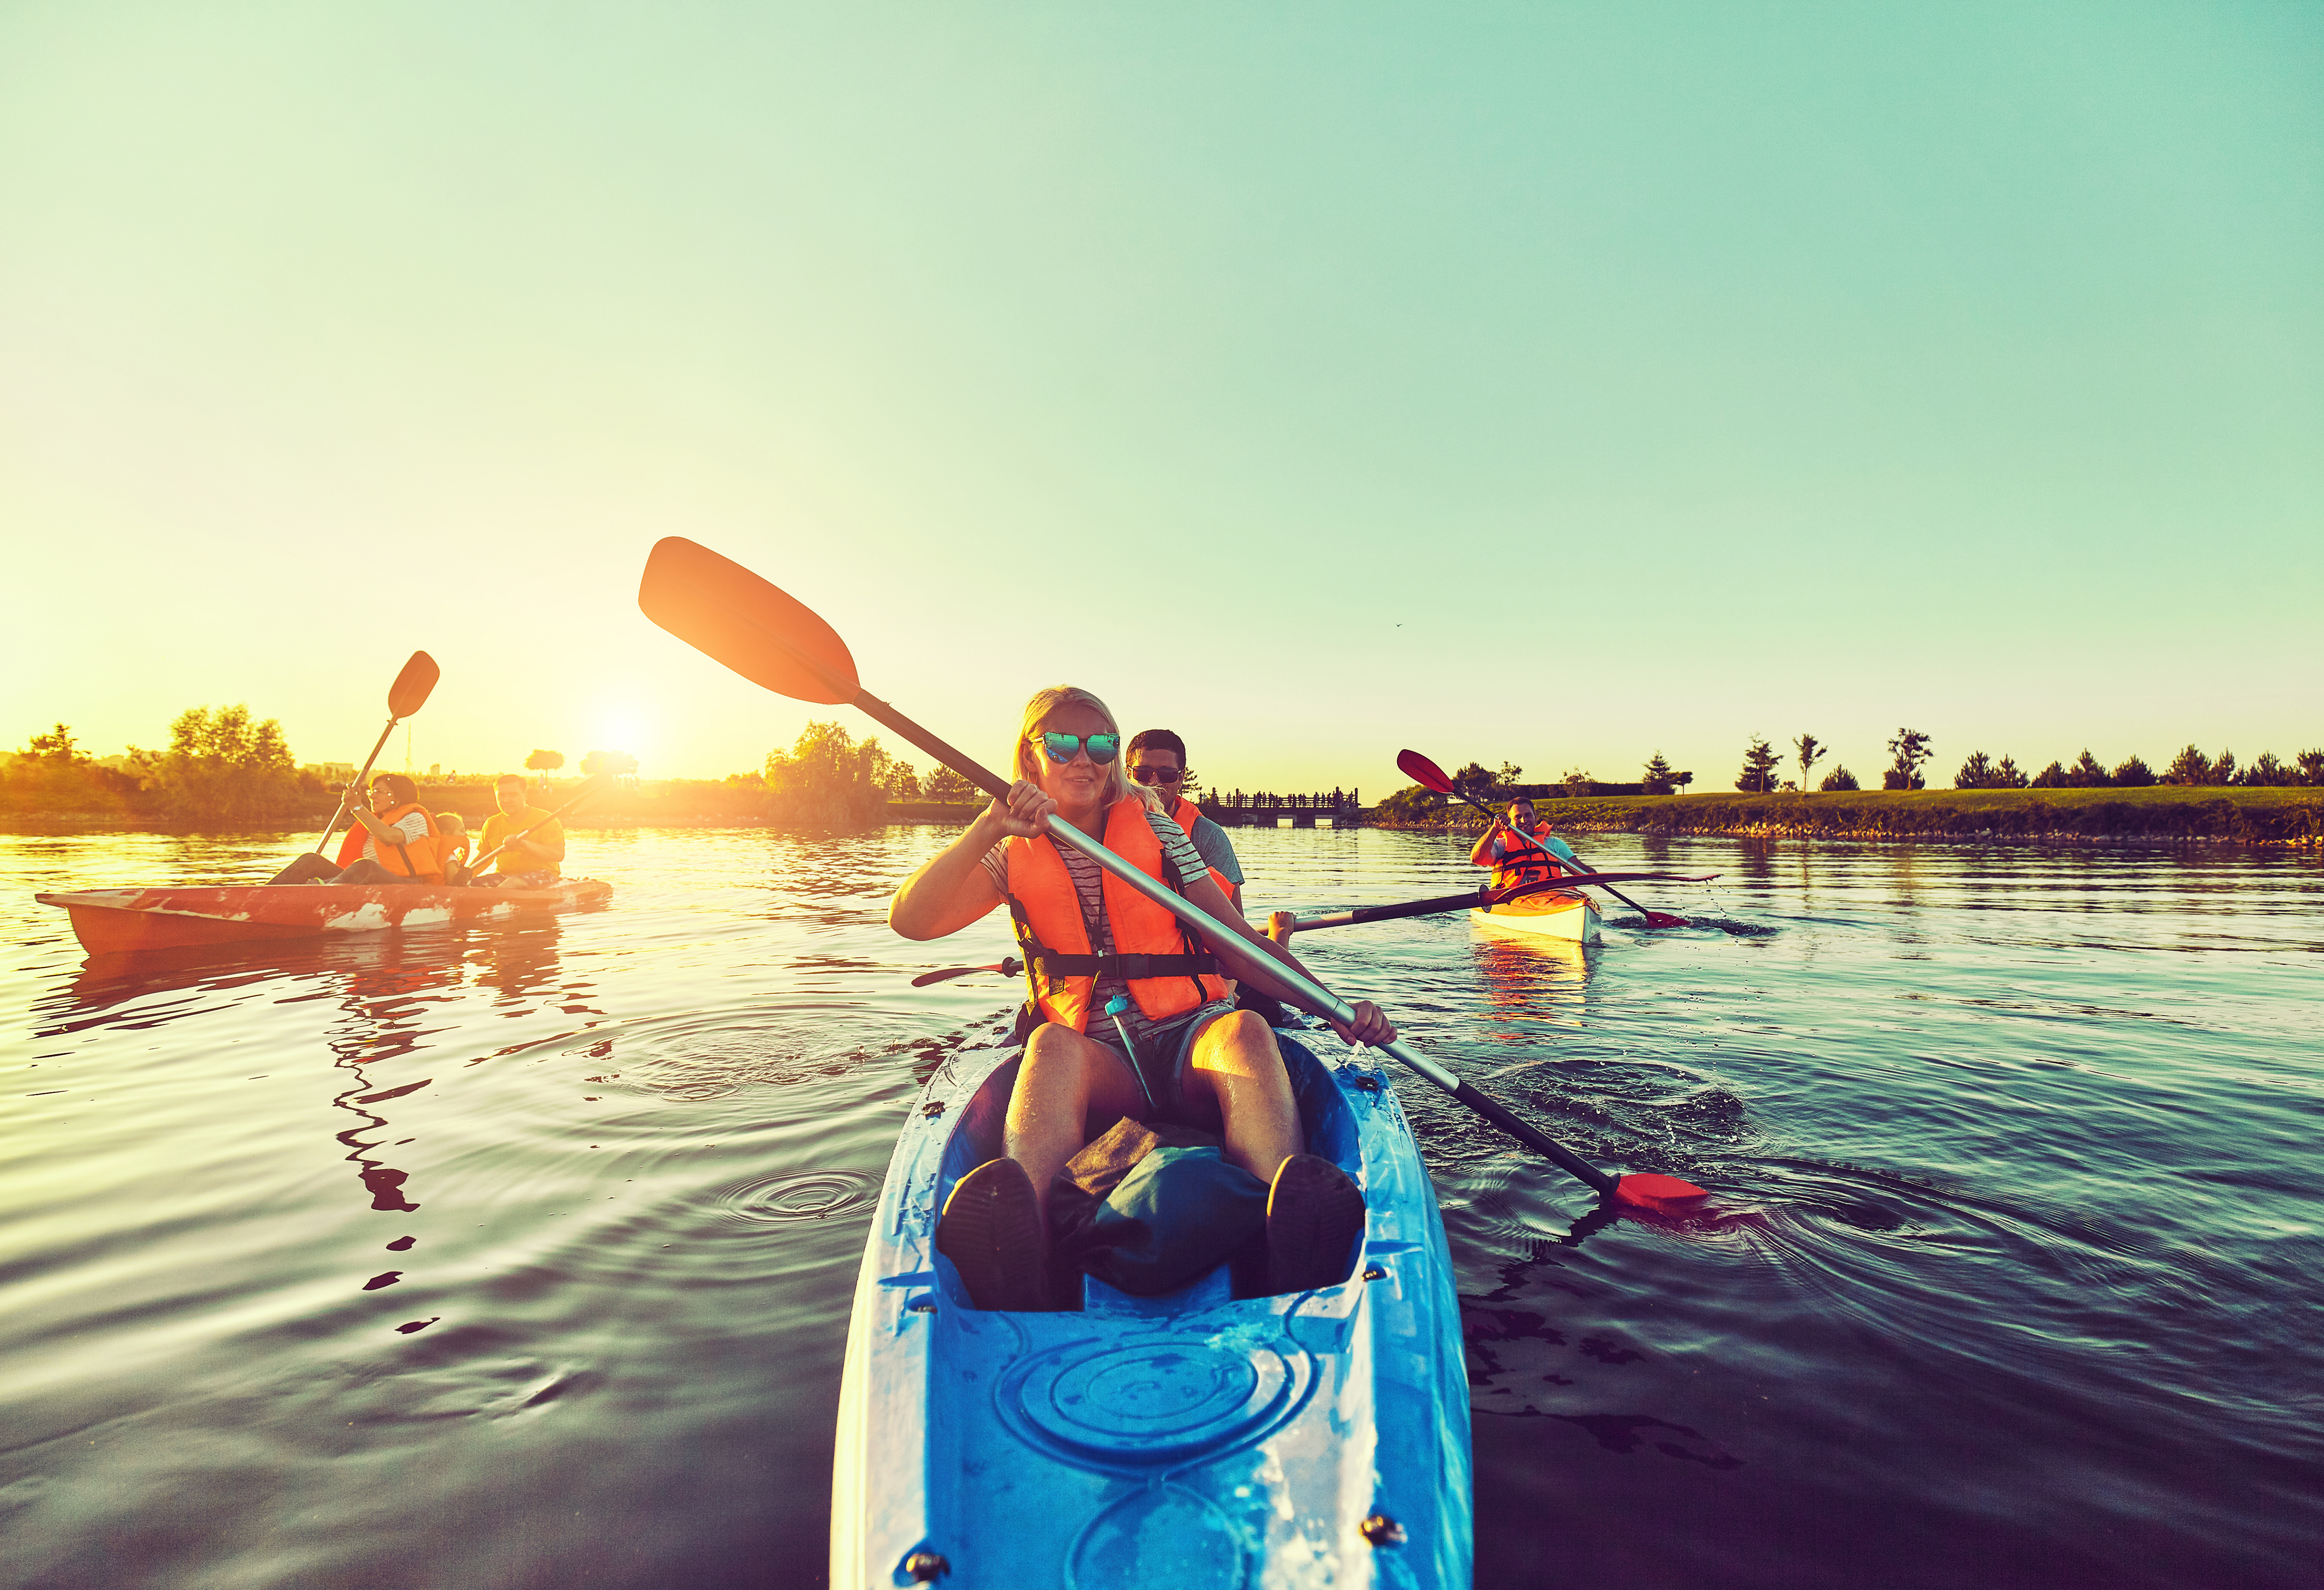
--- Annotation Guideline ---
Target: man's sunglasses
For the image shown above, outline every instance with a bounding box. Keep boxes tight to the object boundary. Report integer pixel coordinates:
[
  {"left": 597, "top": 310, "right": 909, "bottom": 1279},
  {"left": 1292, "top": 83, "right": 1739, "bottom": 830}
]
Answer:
[
  {"left": 1131, "top": 764, "right": 1187, "bottom": 785},
  {"left": 1034, "top": 731, "right": 1120, "bottom": 765}
]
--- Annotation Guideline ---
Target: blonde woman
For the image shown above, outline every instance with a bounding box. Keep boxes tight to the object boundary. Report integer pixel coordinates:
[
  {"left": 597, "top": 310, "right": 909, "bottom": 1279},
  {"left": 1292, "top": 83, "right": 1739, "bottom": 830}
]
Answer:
[{"left": 890, "top": 685, "right": 1394, "bottom": 1310}]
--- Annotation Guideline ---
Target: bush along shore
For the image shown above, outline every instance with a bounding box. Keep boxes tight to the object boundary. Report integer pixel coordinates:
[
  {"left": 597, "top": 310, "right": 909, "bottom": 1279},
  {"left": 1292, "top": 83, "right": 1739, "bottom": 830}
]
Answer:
[{"left": 1375, "top": 786, "right": 2324, "bottom": 846}]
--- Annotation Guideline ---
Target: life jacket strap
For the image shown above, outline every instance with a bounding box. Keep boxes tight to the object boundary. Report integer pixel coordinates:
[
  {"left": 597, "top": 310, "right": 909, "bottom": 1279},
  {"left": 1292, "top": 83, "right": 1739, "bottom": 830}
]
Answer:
[{"left": 1027, "top": 949, "right": 1219, "bottom": 980}]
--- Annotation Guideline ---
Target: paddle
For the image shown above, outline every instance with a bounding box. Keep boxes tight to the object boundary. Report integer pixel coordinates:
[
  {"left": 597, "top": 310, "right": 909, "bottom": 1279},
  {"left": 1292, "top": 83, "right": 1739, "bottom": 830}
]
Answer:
[
  {"left": 462, "top": 775, "right": 611, "bottom": 877},
  {"left": 910, "top": 957, "right": 1024, "bottom": 989},
  {"left": 1398, "top": 750, "right": 1691, "bottom": 929},
  {"left": 1284, "top": 870, "right": 1719, "bottom": 934},
  {"left": 309, "top": 651, "right": 441, "bottom": 856},
  {"left": 638, "top": 536, "right": 1707, "bottom": 1216}
]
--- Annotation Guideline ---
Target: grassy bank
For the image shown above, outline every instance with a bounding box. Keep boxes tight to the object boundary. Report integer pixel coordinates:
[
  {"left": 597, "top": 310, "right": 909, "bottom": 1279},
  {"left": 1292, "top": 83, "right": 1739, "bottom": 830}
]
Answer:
[{"left": 1381, "top": 786, "right": 2324, "bottom": 846}]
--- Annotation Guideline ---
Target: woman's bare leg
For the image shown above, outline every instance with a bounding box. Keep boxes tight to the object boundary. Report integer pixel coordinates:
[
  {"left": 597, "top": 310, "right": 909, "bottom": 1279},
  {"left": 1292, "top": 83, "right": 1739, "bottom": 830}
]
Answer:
[
  {"left": 1184, "top": 1009, "right": 1304, "bottom": 1184},
  {"left": 1004, "top": 1022, "right": 1144, "bottom": 1224}
]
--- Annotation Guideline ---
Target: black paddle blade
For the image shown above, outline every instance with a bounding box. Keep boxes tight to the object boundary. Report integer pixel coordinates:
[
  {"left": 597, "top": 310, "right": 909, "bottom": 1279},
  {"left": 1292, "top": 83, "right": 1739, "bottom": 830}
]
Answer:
[
  {"left": 638, "top": 537, "right": 859, "bottom": 705},
  {"left": 1396, "top": 749, "right": 1458, "bottom": 795},
  {"left": 388, "top": 652, "right": 440, "bottom": 719}
]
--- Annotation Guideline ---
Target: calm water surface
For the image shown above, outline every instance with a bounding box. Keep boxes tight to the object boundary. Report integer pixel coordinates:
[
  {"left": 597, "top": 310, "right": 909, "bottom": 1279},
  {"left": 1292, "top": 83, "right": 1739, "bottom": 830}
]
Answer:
[{"left": 2, "top": 826, "right": 2319, "bottom": 1588}]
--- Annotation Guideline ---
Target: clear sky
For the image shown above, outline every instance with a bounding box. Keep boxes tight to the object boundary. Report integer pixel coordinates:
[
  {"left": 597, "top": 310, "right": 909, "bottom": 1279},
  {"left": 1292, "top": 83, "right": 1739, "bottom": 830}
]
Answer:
[{"left": 4, "top": 3, "right": 2318, "bottom": 795}]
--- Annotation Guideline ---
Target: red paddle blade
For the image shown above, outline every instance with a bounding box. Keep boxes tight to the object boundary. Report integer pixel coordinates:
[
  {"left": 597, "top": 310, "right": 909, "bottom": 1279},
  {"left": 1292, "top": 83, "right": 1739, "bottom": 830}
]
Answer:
[
  {"left": 1613, "top": 1173, "right": 1712, "bottom": 1218},
  {"left": 638, "top": 537, "right": 859, "bottom": 705},
  {"left": 1641, "top": 912, "right": 1690, "bottom": 929},
  {"left": 1396, "top": 749, "right": 1458, "bottom": 794},
  {"left": 388, "top": 651, "right": 440, "bottom": 718}
]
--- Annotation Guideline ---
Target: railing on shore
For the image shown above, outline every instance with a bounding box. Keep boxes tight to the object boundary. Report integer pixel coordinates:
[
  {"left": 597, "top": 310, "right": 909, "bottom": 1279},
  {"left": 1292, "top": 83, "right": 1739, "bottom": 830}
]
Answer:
[{"left": 1197, "top": 791, "right": 1363, "bottom": 828}]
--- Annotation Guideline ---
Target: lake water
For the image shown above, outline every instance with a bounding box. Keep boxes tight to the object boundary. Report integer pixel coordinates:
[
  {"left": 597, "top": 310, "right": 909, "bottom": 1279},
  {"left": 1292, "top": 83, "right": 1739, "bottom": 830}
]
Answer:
[{"left": 2, "top": 825, "right": 2319, "bottom": 1588}]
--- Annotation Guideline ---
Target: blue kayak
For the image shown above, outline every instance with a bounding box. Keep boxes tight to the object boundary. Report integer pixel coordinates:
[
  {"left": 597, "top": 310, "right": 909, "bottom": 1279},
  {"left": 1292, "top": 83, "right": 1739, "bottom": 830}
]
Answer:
[{"left": 831, "top": 1025, "right": 1472, "bottom": 1588}]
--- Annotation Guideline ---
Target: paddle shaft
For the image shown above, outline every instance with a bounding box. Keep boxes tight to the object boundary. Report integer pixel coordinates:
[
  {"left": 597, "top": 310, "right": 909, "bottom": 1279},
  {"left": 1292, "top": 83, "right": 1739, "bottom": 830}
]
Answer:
[
  {"left": 849, "top": 688, "right": 1621, "bottom": 1197},
  {"left": 1287, "top": 871, "right": 1715, "bottom": 932},
  {"left": 312, "top": 717, "right": 400, "bottom": 855}
]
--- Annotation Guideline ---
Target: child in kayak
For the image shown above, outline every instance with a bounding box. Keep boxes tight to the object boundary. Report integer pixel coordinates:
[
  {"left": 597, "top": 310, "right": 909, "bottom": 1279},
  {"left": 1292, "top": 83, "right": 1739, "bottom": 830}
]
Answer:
[{"left": 889, "top": 685, "right": 1394, "bottom": 1311}]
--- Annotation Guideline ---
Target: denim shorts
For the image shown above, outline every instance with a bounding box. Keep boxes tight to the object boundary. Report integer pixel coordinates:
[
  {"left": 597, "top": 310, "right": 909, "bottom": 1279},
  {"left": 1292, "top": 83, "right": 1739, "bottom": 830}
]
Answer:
[{"left": 1087, "top": 999, "right": 1237, "bottom": 1128}]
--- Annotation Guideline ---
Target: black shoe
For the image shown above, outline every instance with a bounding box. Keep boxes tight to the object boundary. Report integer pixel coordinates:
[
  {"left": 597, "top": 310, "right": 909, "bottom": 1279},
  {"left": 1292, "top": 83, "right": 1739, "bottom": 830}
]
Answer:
[
  {"left": 1266, "top": 1154, "right": 1365, "bottom": 1293},
  {"left": 936, "top": 1157, "right": 1049, "bottom": 1311}
]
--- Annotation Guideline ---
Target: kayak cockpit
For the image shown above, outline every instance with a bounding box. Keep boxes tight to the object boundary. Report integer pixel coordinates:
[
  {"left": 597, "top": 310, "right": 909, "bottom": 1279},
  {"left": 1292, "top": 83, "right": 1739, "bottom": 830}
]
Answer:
[{"left": 930, "top": 1035, "right": 1365, "bottom": 1315}]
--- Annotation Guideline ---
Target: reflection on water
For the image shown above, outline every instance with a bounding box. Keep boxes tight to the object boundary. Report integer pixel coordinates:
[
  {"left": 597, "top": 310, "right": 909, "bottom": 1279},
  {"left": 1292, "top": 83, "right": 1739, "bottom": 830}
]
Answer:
[{"left": 1, "top": 825, "right": 2320, "bottom": 1589}]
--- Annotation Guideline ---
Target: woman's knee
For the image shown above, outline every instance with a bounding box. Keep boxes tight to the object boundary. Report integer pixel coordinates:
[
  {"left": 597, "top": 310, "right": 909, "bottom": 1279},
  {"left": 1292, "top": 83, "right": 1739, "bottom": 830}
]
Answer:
[{"left": 1190, "top": 1009, "right": 1288, "bottom": 1084}]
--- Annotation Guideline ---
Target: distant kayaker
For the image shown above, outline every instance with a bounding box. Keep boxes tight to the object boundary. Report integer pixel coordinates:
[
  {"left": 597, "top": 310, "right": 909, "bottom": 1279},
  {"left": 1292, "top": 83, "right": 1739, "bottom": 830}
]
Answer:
[
  {"left": 268, "top": 773, "right": 447, "bottom": 886},
  {"left": 889, "top": 685, "right": 1394, "bottom": 1312},
  {"left": 472, "top": 774, "right": 566, "bottom": 889},
  {"left": 1127, "top": 729, "right": 1244, "bottom": 911},
  {"left": 1471, "top": 797, "right": 1578, "bottom": 894}
]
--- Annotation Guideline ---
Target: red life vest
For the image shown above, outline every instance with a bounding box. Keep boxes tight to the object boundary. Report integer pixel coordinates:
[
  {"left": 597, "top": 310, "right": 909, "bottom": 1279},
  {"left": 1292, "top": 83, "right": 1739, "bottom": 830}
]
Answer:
[
  {"left": 1483, "top": 818, "right": 1564, "bottom": 894},
  {"left": 1166, "top": 795, "right": 1237, "bottom": 900},
  {"left": 1004, "top": 796, "right": 1229, "bottom": 1034},
  {"left": 336, "top": 803, "right": 446, "bottom": 883}
]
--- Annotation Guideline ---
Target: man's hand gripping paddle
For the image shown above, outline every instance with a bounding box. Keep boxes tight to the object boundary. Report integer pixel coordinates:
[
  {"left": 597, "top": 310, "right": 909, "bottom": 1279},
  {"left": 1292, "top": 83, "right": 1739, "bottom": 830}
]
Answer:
[
  {"left": 637, "top": 536, "right": 1708, "bottom": 1218},
  {"left": 1398, "top": 749, "right": 1693, "bottom": 929}
]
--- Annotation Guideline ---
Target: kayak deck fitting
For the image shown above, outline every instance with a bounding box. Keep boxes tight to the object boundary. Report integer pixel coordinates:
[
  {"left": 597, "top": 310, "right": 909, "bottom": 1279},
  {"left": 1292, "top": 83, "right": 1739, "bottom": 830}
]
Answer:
[{"left": 832, "top": 1027, "right": 1471, "bottom": 1589}]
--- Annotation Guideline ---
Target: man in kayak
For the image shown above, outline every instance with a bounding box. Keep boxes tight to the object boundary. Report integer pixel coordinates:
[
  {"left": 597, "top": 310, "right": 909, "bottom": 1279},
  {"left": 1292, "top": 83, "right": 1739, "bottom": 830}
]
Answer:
[
  {"left": 472, "top": 773, "right": 566, "bottom": 889},
  {"left": 1126, "top": 728, "right": 1244, "bottom": 911},
  {"left": 890, "top": 685, "right": 1394, "bottom": 1312},
  {"left": 268, "top": 773, "right": 447, "bottom": 886},
  {"left": 1471, "top": 796, "right": 1578, "bottom": 895}
]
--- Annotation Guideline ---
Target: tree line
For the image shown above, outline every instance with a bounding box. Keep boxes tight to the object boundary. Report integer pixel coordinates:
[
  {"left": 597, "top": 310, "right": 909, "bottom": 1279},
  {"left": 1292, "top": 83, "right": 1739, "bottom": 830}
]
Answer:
[
  {"left": 1721, "top": 729, "right": 2324, "bottom": 793},
  {"left": 3, "top": 711, "right": 323, "bottom": 822}
]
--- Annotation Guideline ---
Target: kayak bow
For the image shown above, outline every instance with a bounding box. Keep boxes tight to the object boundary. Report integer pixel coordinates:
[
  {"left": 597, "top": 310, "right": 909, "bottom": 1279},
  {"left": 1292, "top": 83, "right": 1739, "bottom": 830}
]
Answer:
[
  {"left": 831, "top": 1024, "right": 1471, "bottom": 1588},
  {"left": 36, "top": 881, "right": 612, "bottom": 955}
]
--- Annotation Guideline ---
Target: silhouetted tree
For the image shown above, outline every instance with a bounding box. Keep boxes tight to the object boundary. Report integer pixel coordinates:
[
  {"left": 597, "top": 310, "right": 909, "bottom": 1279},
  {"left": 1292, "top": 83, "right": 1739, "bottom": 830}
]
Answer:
[
  {"left": 924, "top": 766, "right": 975, "bottom": 803},
  {"left": 2163, "top": 744, "right": 2213, "bottom": 786},
  {"left": 1884, "top": 728, "right": 1932, "bottom": 790},
  {"left": 2113, "top": 754, "right": 2156, "bottom": 787},
  {"left": 1820, "top": 766, "right": 1860, "bottom": 792},
  {"left": 2030, "top": 760, "right": 2069, "bottom": 789},
  {"left": 128, "top": 704, "right": 304, "bottom": 822},
  {"left": 525, "top": 749, "right": 565, "bottom": 773},
  {"left": 2241, "top": 751, "right": 2286, "bottom": 787},
  {"left": 1560, "top": 767, "right": 1593, "bottom": 797},
  {"left": 2066, "top": 750, "right": 2111, "bottom": 788},
  {"left": 1793, "top": 733, "right": 1825, "bottom": 794},
  {"left": 1955, "top": 751, "right": 1997, "bottom": 788},
  {"left": 2298, "top": 750, "right": 2324, "bottom": 786},
  {"left": 764, "top": 721, "right": 906, "bottom": 828},
  {"left": 1376, "top": 784, "right": 1443, "bottom": 824},
  {"left": 1641, "top": 751, "right": 1678, "bottom": 795},
  {"left": 1735, "top": 735, "right": 1781, "bottom": 793}
]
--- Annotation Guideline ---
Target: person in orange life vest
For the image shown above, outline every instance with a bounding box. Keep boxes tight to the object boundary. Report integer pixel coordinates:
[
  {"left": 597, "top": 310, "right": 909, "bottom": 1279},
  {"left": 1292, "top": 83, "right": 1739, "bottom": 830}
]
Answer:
[
  {"left": 472, "top": 774, "right": 566, "bottom": 889},
  {"left": 1126, "top": 729, "right": 1242, "bottom": 912},
  {"left": 267, "top": 773, "right": 445, "bottom": 886},
  {"left": 889, "top": 685, "right": 1394, "bottom": 1311},
  {"left": 1470, "top": 797, "right": 1579, "bottom": 894}
]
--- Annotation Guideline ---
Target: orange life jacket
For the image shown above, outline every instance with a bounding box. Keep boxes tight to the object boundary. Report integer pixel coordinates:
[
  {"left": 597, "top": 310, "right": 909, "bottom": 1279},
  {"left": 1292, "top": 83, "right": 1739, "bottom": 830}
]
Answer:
[
  {"left": 1005, "top": 796, "right": 1229, "bottom": 1034},
  {"left": 1483, "top": 819, "right": 1564, "bottom": 894},
  {"left": 1166, "top": 795, "right": 1237, "bottom": 900},
  {"left": 336, "top": 804, "right": 446, "bottom": 883},
  {"left": 439, "top": 832, "right": 472, "bottom": 880}
]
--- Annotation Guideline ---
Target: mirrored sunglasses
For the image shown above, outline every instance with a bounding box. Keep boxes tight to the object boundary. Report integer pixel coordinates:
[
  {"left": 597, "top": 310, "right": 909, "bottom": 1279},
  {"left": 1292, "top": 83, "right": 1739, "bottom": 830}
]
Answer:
[{"left": 1035, "top": 731, "right": 1120, "bottom": 766}]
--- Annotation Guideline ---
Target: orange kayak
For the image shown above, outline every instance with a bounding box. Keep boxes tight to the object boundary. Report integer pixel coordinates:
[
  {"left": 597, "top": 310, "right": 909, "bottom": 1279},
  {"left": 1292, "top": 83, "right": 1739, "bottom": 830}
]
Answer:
[{"left": 35, "top": 880, "right": 613, "bottom": 955}]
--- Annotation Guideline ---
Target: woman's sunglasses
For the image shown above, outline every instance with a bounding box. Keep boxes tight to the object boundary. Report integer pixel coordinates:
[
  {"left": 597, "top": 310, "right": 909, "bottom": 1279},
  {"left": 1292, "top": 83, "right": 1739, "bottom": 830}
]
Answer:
[
  {"left": 1131, "top": 764, "right": 1187, "bottom": 785},
  {"left": 1034, "top": 731, "right": 1120, "bottom": 766}
]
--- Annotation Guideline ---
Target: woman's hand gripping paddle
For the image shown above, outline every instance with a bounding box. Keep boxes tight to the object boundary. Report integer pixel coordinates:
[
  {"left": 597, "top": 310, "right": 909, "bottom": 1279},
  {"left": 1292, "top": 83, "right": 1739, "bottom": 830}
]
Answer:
[
  {"left": 1398, "top": 749, "right": 1693, "bottom": 929},
  {"left": 305, "top": 651, "right": 440, "bottom": 858},
  {"left": 637, "top": 536, "right": 1708, "bottom": 1218}
]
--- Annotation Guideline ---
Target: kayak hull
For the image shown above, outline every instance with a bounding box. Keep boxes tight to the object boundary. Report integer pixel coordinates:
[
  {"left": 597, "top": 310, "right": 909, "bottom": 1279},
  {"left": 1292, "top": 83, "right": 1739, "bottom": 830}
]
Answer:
[
  {"left": 831, "top": 1031, "right": 1471, "bottom": 1589},
  {"left": 1470, "top": 888, "right": 1601, "bottom": 943},
  {"left": 34, "top": 881, "right": 613, "bottom": 955}
]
